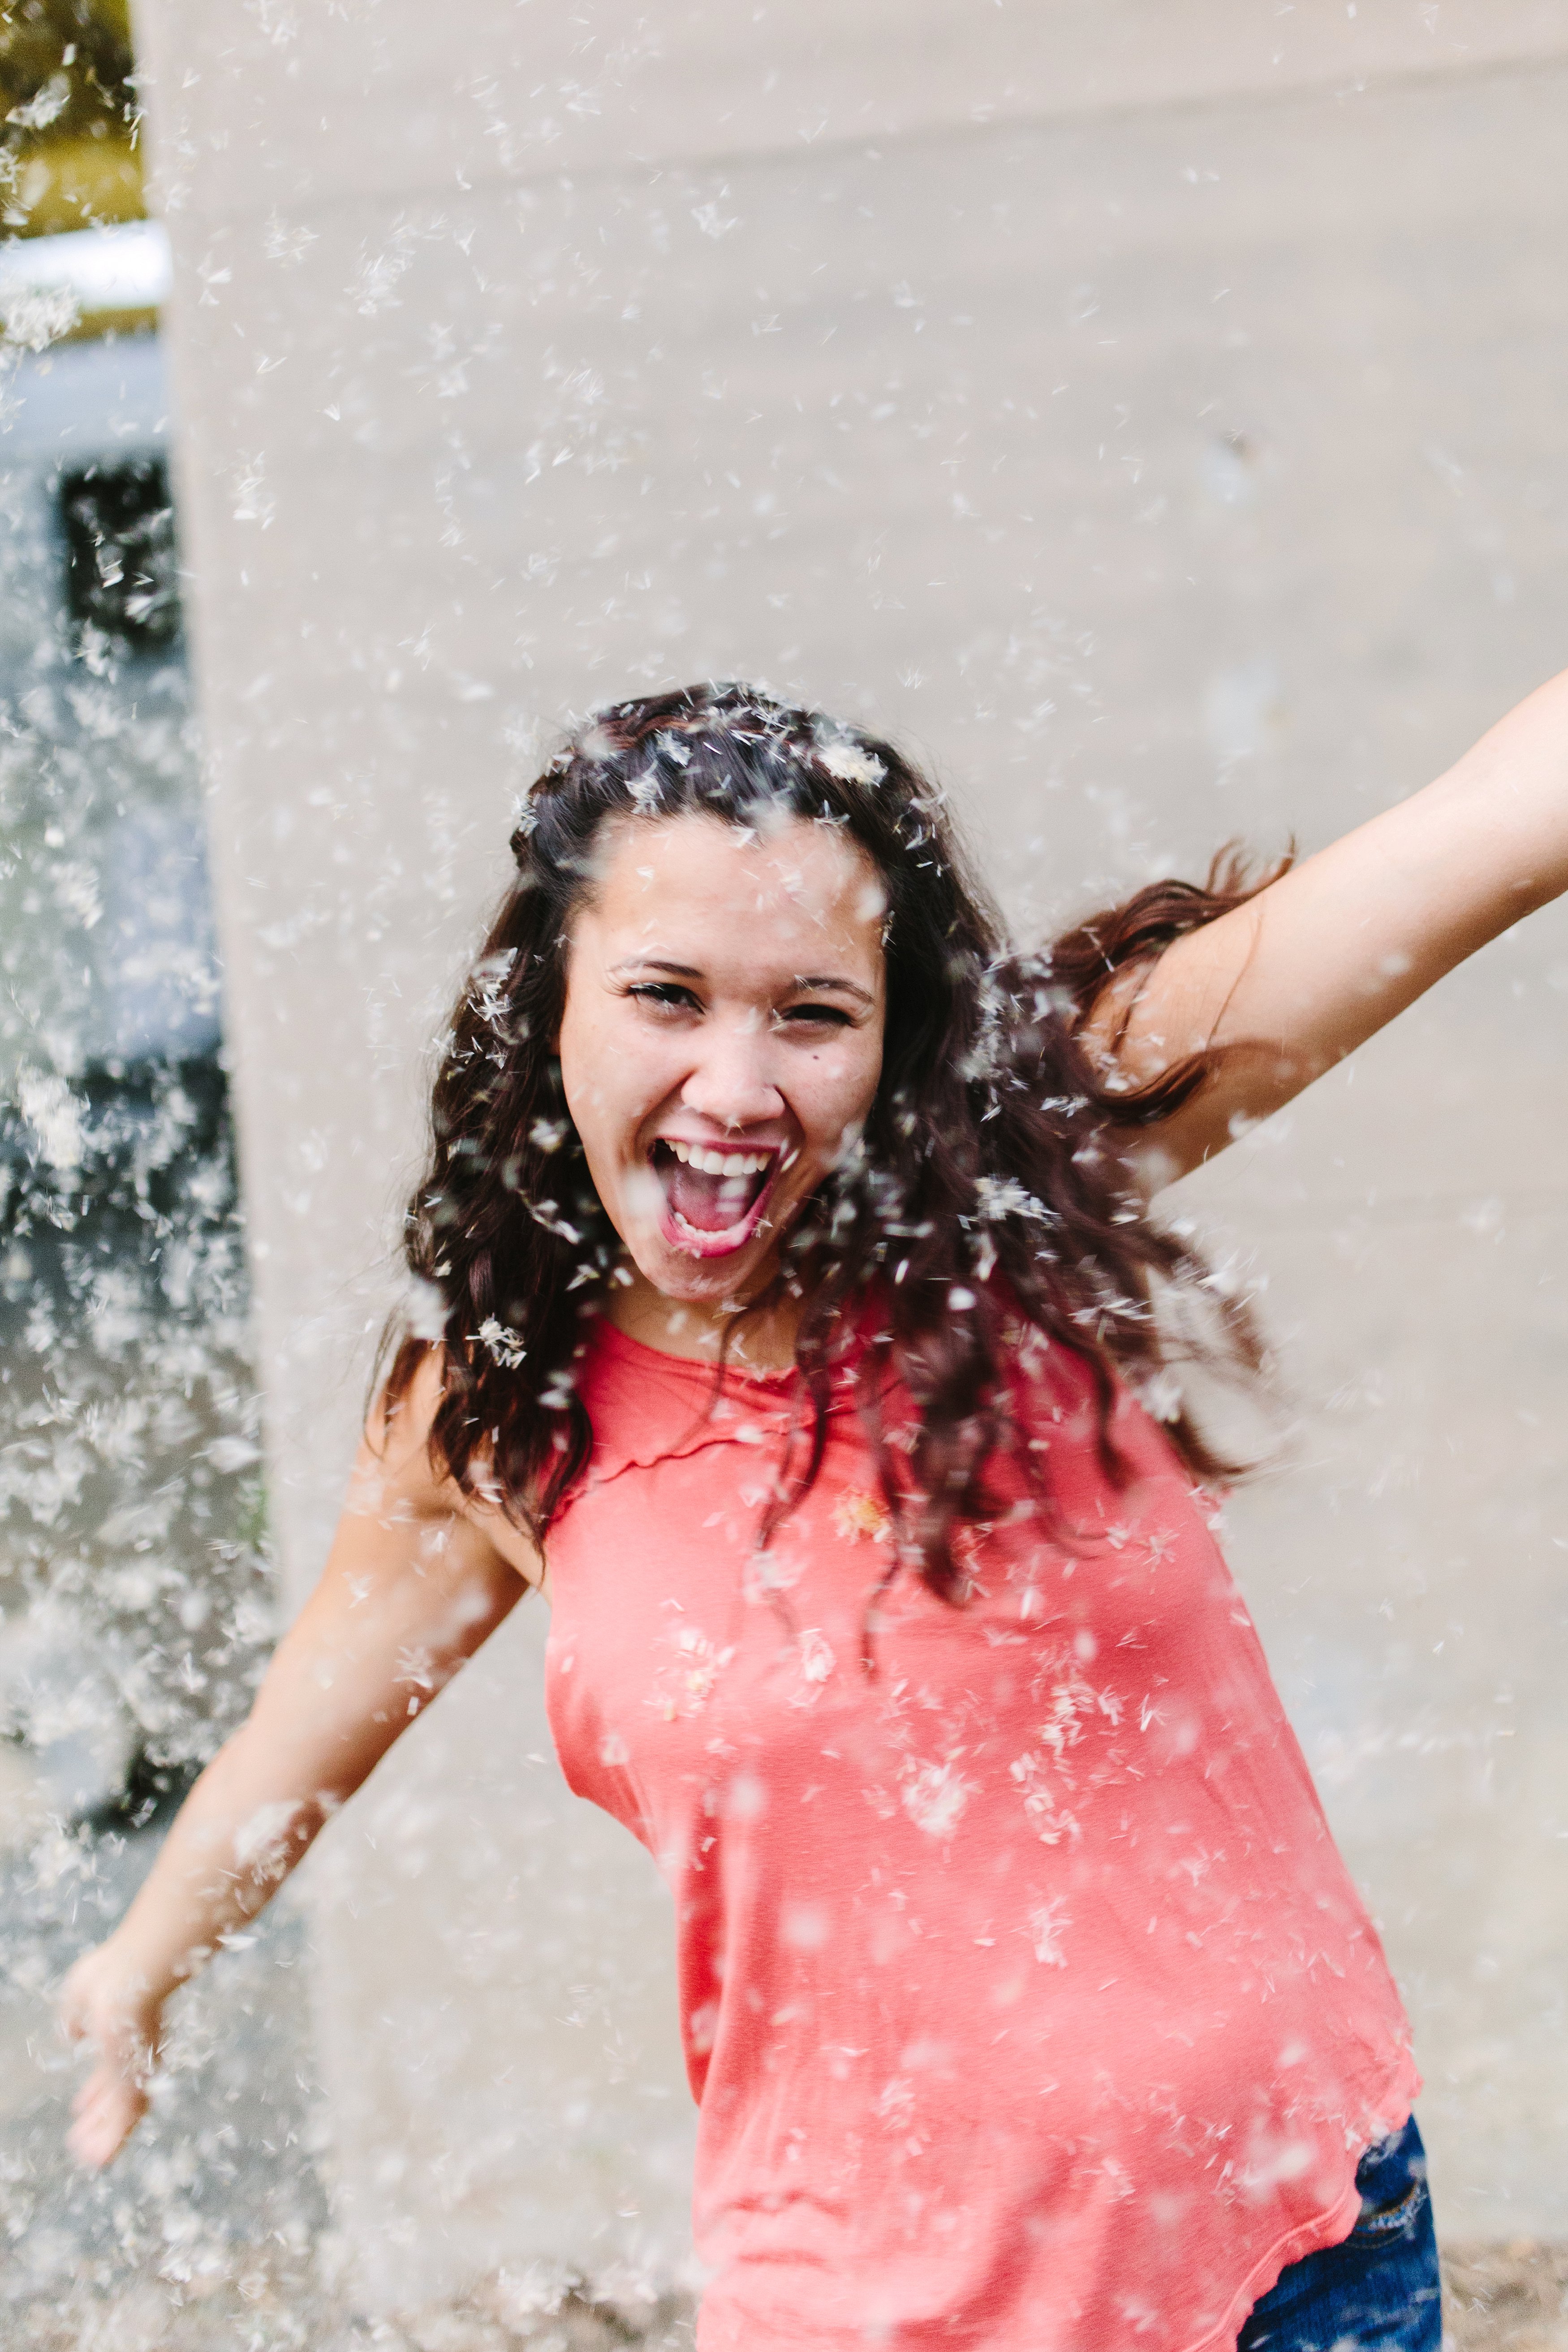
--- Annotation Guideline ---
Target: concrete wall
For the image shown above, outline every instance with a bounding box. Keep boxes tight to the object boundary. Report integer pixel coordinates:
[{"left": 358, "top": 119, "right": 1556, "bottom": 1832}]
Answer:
[{"left": 131, "top": 0, "right": 1568, "bottom": 2304}]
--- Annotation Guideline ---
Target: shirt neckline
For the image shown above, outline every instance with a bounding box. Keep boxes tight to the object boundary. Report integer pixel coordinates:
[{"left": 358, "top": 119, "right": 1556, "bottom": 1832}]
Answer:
[{"left": 590, "top": 1313, "right": 801, "bottom": 1390}]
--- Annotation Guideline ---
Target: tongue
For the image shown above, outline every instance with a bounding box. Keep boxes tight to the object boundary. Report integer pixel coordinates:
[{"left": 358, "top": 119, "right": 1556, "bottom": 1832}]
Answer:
[{"left": 666, "top": 1160, "right": 759, "bottom": 1234}]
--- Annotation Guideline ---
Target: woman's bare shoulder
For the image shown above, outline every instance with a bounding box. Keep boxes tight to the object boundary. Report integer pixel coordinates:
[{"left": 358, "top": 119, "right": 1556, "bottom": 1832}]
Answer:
[{"left": 360, "top": 1346, "right": 546, "bottom": 1591}]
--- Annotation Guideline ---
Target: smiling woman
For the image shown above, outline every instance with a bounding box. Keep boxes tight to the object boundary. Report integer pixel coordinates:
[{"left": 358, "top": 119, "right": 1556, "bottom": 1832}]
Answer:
[{"left": 59, "top": 668, "right": 1568, "bottom": 2351}]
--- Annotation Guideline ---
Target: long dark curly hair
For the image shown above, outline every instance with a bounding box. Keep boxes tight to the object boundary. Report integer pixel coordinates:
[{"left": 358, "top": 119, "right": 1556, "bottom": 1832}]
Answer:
[{"left": 381, "top": 681, "right": 1281, "bottom": 1602}]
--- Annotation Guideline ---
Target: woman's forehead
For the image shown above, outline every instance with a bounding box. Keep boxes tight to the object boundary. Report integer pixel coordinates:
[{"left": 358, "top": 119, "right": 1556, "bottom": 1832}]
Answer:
[{"left": 588, "top": 810, "right": 883, "bottom": 937}]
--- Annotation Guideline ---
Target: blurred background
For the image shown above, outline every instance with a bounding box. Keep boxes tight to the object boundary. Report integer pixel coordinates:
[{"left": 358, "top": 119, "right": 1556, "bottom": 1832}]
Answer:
[{"left": 2, "top": 3, "right": 1568, "bottom": 2345}]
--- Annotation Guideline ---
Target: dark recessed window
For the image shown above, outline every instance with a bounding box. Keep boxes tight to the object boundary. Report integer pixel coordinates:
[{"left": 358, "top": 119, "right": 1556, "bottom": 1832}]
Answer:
[{"left": 60, "top": 457, "right": 182, "bottom": 651}]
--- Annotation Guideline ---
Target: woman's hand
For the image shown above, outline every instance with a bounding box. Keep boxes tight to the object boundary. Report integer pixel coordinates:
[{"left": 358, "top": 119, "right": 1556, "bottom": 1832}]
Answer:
[{"left": 58, "top": 1934, "right": 167, "bottom": 2168}]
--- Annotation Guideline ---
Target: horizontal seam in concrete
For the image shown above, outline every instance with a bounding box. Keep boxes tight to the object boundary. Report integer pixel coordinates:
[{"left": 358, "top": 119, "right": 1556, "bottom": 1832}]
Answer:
[
  {"left": 156, "top": 43, "right": 1568, "bottom": 238},
  {"left": 1188, "top": 1191, "right": 1568, "bottom": 1231}
]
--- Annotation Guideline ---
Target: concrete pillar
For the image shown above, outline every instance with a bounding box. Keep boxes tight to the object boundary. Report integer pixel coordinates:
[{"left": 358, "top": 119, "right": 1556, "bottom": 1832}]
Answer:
[{"left": 131, "top": 0, "right": 1568, "bottom": 2302}]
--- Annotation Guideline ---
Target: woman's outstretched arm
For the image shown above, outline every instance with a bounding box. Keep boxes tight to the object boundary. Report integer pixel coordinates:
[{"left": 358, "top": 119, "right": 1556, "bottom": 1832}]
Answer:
[
  {"left": 57, "top": 1356, "right": 533, "bottom": 2168},
  {"left": 1091, "top": 667, "right": 1568, "bottom": 1182}
]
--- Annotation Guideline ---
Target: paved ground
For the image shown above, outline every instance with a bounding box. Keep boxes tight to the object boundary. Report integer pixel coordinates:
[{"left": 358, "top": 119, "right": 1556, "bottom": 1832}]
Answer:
[
  {"left": 4, "top": 2252, "right": 1568, "bottom": 2351},
  {"left": 2, "top": 2277, "right": 696, "bottom": 2352},
  {"left": 1443, "top": 2248, "right": 1568, "bottom": 2352}
]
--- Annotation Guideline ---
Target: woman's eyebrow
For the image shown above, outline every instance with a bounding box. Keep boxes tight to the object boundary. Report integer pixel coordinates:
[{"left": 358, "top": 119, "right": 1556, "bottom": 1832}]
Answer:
[
  {"left": 793, "top": 974, "right": 875, "bottom": 1006},
  {"left": 611, "top": 956, "right": 704, "bottom": 979}
]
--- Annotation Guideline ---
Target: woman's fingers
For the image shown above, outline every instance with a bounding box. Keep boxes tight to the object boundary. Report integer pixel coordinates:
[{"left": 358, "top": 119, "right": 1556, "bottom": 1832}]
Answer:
[
  {"left": 56, "top": 1946, "right": 165, "bottom": 2168},
  {"left": 67, "top": 2056, "right": 151, "bottom": 2165},
  {"left": 65, "top": 2063, "right": 148, "bottom": 2168}
]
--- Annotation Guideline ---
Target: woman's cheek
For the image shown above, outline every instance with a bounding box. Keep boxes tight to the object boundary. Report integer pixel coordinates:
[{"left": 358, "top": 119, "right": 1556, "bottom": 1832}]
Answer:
[
  {"left": 620, "top": 1163, "right": 664, "bottom": 1233},
  {"left": 825, "top": 1066, "right": 879, "bottom": 1154}
]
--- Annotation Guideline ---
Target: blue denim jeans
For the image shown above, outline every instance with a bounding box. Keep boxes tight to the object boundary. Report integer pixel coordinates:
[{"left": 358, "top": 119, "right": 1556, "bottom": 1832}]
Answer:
[{"left": 1237, "top": 2117, "right": 1440, "bottom": 2350}]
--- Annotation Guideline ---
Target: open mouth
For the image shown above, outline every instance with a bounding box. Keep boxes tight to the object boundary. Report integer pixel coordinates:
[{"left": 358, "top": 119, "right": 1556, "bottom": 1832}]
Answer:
[{"left": 650, "top": 1137, "right": 784, "bottom": 1258}]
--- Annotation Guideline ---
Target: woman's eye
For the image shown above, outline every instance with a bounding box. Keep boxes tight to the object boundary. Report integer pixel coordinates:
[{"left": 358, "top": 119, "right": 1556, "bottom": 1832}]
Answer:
[
  {"left": 629, "top": 983, "right": 700, "bottom": 1013},
  {"left": 779, "top": 1003, "right": 853, "bottom": 1028}
]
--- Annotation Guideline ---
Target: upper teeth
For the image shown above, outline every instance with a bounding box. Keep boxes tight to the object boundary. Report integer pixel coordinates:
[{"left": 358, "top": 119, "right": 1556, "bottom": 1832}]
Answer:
[{"left": 665, "top": 1141, "right": 771, "bottom": 1177}]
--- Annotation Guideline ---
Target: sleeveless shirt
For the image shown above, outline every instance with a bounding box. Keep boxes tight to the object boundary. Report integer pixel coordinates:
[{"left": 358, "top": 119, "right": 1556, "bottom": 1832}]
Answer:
[{"left": 543, "top": 1313, "right": 1418, "bottom": 2351}]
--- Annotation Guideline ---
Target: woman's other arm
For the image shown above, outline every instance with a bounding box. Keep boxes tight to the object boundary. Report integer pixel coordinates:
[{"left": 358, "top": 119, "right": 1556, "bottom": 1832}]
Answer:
[
  {"left": 57, "top": 1355, "right": 534, "bottom": 2167},
  {"left": 1090, "top": 668, "right": 1568, "bottom": 1182}
]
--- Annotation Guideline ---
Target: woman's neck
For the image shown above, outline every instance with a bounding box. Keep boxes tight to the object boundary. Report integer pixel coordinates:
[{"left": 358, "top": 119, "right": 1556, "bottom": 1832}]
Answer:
[{"left": 606, "top": 1260, "right": 801, "bottom": 1370}]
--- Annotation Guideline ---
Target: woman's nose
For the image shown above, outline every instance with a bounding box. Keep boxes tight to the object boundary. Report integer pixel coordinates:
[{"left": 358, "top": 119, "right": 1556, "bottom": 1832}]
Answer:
[{"left": 680, "top": 1021, "right": 785, "bottom": 1130}]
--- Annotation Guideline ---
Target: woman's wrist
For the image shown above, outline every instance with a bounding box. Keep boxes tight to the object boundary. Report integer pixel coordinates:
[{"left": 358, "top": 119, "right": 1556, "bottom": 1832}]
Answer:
[{"left": 100, "top": 1910, "right": 215, "bottom": 2007}]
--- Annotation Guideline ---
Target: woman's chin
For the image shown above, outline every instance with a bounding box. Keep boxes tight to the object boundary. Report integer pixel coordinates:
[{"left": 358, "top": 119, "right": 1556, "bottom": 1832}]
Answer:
[{"left": 625, "top": 1221, "right": 778, "bottom": 1306}]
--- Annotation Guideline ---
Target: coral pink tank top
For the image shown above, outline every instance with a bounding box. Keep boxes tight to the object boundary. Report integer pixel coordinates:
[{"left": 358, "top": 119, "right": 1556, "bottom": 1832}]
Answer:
[{"left": 543, "top": 1313, "right": 1417, "bottom": 2352}]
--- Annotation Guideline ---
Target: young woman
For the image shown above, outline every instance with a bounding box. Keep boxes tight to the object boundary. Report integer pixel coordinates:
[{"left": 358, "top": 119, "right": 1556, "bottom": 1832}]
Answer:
[{"left": 59, "top": 676, "right": 1568, "bottom": 2348}]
